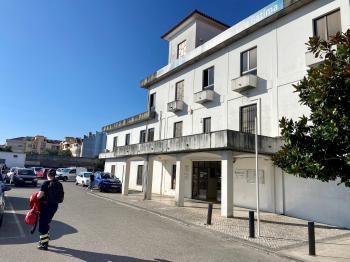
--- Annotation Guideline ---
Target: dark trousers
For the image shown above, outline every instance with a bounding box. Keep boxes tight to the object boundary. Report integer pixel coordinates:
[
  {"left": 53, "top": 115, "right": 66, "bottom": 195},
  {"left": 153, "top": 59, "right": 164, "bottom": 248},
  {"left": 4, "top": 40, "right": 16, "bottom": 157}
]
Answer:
[{"left": 39, "top": 204, "right": 58, "bottom": 235}]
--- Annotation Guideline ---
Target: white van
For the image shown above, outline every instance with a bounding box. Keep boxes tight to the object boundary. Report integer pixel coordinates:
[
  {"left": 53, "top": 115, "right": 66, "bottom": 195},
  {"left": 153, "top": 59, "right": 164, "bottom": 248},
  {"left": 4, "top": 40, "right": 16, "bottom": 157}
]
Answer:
[{"left": 56, "top": 167, "right": 87, "bottom": 181}]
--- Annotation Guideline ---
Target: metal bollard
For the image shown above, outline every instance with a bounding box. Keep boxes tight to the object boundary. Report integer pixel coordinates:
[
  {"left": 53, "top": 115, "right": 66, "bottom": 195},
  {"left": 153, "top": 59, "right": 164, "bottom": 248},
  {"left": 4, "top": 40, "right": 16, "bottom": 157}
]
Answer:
[
  {"left": 207, "top": 203, "right": 213, "bottom": 225},
  {"left": 249, "top": 210, "right": 255, "bottom": 238},
  {"left": 308, "top": 221, "right": 316, "bottom": 256}
]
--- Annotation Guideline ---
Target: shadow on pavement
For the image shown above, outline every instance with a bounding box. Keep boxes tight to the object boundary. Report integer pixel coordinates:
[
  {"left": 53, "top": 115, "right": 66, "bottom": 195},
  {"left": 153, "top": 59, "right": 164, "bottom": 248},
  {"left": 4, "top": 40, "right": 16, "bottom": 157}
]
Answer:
[
  {"left": 0, "top": 213, "right": 78, "bottom": 245},
  {"left": 48, "top": 245, "right": 171, "bottom": 262},
  {"left": 0, "top": 195, "right": 77, "bottom": 245},
  {"left": 5, "top": 196, "right": 31, "bottom": 211}
]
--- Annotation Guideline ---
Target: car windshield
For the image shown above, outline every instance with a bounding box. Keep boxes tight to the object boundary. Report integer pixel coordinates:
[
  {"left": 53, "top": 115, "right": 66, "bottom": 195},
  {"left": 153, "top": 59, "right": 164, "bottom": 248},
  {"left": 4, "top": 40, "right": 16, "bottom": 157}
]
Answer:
[
  {"left": 84, "top": 173, "right": 92, "bottom": 178},
  {"left": 63, "top": 168, "right": 71, "bottom": 172},
  {"left": 101, "top": 174, "right": 111, "bottom": 179},
  {"left": 34, "top": 167, "right": 42, "bottom": 171},
  {"left": 18, "top": 169, "right": 35, "bottom": 176}
]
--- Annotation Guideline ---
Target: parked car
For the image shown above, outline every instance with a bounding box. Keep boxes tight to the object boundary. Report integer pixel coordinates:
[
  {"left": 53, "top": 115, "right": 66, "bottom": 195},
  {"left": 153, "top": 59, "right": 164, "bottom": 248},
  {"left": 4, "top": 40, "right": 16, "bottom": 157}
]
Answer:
[
  {"left": 56, "top": 168, "right": 64, "bottom": 174},
  {"left": 5, "top": 167, "right": 18, "bottom": 184},
  {"left": 12, "top": 168, "right": 38, "bottom": 187},
  {"left": 57, "top": 167, "right": 87, "bottom": 182},
  {"left": 32, "top": 167, "right": 45, "bottom": 178},
  {"left": 75, "top": 172, "right": 93, "bottom": 187},
  {"left": 0, "top": 176, "right": 11, "bottom": 227},
  {"left": 94, "top": 171, "right": 122, "bottom": 193}
]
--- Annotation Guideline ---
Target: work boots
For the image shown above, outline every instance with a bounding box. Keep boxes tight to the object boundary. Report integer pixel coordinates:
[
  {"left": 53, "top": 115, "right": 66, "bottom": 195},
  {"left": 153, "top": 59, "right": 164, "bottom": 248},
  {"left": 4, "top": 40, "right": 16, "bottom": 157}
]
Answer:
[{"left": 37, "top": 233, "right": 49, "bottom": 250}]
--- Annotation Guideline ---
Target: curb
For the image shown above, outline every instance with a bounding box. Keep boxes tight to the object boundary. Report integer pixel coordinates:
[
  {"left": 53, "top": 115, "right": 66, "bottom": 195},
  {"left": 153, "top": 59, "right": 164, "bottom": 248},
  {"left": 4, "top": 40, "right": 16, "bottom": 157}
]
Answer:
[{"left": 87, "top": 191, "right": 305, "bottom": 262}]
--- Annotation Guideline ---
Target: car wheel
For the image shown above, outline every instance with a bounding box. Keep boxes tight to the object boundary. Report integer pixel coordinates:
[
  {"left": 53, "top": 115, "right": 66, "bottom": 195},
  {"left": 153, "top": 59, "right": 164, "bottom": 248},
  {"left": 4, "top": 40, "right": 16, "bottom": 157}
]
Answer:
[
  {"left": 99, "top": 187, "right": 103, "bottom": 192},
  {"left": 33, "top": 182, "right": 37, "bottom": 187},
  {"left": 63, "top": 176, "right": 68, "bottom": 182},
  {"left": 0, "top": 214, "right": 3, "bottom": 227},
  {"left": 75, "top": 182, "right": 78, "bottom": 185}
]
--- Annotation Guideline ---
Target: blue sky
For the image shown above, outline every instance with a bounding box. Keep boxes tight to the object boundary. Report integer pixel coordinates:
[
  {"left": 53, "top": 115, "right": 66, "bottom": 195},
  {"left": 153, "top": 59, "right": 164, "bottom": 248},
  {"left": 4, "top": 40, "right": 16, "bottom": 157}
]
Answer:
[{"left": 0, "top": 0, "right": 272, "bottom": 144}]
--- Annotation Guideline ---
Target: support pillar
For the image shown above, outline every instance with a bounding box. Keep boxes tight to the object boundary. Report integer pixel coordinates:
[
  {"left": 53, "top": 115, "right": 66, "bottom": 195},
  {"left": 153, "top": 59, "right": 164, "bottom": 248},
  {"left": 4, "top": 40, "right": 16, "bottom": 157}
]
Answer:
[
  {"left": 143, "top": 157, "right": 154, "bottom": 200},
  {"left": 175, "top": 155, "right": 185, "bottom": 207},
  {"left": 122, "top": 160, "right": 130, "bottom": 196},
  {"left": 221, "top": 151, "right": 234, "bottom": 217}
]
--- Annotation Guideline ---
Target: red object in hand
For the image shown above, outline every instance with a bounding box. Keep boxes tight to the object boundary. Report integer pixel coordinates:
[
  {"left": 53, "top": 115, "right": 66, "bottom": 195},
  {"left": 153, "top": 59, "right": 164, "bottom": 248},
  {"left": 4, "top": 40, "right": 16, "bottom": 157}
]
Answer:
[{"left": 25, "top": 192, "right": 40, "bottom": 225}]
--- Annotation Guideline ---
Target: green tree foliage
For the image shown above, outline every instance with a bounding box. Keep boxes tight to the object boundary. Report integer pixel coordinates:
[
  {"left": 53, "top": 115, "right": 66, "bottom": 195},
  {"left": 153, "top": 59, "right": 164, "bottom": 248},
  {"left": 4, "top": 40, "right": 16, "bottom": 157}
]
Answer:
[
  {"left": 272, "top": 30, "right": 350, "bottom": 187},
  {"left": 58, "top": 149, "right": 72, "bottom": 157},
  {"left": 41, "top": 148, "right": 59, "bottom": 156}
]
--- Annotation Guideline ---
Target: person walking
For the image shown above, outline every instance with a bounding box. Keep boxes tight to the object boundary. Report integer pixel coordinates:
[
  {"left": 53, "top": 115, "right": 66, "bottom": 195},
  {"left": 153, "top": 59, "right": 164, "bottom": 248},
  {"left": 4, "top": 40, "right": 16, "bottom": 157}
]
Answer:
[
  {"left": 37, "top": 169, "right": 64, "bottom": 250},
  {"left": 89, "top": 172, "right": 95, "bottom": 192}
]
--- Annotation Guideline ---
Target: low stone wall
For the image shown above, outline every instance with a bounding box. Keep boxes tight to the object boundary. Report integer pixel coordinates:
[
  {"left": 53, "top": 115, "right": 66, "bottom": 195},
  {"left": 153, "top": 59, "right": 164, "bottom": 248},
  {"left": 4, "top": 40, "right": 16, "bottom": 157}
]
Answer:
[{"left": 25, "top": 155, "right": 99, "bottom": 169}]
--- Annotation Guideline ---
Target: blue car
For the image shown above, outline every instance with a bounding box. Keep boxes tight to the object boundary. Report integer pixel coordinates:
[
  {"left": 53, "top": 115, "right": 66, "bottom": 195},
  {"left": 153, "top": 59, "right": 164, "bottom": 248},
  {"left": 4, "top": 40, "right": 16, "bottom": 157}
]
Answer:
[{"left": 94, "top": 172, "right": 122, "bottom": 193}]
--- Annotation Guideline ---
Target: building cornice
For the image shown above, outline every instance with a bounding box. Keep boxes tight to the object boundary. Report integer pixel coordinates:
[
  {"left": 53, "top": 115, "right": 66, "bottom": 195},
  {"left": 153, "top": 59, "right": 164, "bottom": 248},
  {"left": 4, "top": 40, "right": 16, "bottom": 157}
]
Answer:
[{"left": 102, "top": 111, "right": 156, "bottom": 133}]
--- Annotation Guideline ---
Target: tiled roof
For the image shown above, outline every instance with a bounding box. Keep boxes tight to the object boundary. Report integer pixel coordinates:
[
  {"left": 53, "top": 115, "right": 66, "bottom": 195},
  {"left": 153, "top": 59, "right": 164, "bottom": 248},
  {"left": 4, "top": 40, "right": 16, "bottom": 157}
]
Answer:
[{"left": 161, "top": 9, "right": 229, "bottom": 39}]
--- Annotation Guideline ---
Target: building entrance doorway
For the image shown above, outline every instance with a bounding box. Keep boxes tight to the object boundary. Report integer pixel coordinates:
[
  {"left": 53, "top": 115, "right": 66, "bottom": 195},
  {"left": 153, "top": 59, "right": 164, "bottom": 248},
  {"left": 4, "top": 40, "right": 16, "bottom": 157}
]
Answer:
[{"left": 192, "top": 161, "right": 221, "bottom": 202}]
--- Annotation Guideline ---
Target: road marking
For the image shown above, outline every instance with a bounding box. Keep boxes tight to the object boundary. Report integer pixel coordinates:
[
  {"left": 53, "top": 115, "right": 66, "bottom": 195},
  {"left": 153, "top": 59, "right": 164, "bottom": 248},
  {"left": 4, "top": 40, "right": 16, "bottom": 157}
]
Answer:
[{"left": 5, "top": 199, "right": 25, "bottom": 239}]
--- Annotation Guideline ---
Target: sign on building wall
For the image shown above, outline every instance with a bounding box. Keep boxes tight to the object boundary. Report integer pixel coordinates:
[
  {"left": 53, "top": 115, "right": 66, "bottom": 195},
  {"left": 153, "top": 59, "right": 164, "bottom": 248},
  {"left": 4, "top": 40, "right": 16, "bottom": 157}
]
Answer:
[
  {"left": 235, "top": 169, "right": 265, "bottom": 184},
  {"left": 237, "top": 0, "right": 284, "bottom": 31}
]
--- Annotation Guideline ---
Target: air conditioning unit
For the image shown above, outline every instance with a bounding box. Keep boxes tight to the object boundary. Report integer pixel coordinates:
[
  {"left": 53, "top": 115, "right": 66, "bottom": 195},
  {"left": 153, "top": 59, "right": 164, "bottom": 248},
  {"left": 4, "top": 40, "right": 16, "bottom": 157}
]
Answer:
[{"left": 231, "top": 74, "right": 258, "bottom": 92}]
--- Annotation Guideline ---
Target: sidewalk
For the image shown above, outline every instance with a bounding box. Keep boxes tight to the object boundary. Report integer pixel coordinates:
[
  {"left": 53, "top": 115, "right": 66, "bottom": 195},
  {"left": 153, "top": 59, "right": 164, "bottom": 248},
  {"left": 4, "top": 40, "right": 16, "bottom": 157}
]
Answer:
[{"left": 91, "top": 190, "right": 350, "bottom": 261}]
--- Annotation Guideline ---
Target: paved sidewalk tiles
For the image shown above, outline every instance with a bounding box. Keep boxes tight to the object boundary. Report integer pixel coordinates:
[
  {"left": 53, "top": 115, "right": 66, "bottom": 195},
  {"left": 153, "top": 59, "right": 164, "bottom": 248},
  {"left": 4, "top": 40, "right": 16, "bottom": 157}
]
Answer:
[{"left": 91, "top": 190, "right": 350, "bottom": 261}]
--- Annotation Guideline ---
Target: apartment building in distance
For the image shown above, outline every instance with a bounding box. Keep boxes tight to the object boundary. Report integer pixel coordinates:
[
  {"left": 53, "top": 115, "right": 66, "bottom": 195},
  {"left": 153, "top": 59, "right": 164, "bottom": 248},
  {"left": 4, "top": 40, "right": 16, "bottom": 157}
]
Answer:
[
  {"left": 80, "top": 131, "right": 107, "bottom": 158},
  {"left": 100, "top": 0, "right": 350, "bottom": 228},
  {"left": 60, "top": 137, "right": 82, "bottom": 157},
  {"left": 6, "top": 135, "right": 61, "bottom": 154}
]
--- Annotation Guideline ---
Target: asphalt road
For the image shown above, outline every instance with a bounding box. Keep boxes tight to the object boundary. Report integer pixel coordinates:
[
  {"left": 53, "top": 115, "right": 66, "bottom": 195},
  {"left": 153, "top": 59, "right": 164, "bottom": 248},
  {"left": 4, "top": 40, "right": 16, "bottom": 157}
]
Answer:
[{"left": 0, "top": 181, "right": 290, "bottom": 262}]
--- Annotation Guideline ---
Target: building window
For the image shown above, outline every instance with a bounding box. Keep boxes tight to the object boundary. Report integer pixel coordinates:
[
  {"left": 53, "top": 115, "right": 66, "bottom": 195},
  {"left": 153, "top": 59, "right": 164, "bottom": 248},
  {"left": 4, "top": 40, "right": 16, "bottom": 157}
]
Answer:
[
  {"left": 137, "top": 165, "right": 143, "bottom": 186},
  {"left": 314, "top": 10, "right": 341, "bottom": 41},
  {"left": 140, "top": 130, "right": 146, "bottom": 143},
  {"left": 147, "top": 128, "right": 154, "bottom": 142},
  {"left": 240, "top": 104, "right": 257, "bottom": 134},
  {"left": 177, "top": 40, "right": 187, "bottom": 58},
  {"left": 202, "top": 67, "right": 214, "bottom": 90},
  {"left": 175, "top": 80, "right": 184, "bottom": 101},
  {"left": 203, "top": 117, "right": 211, "bottom": 134},
  {"left": 149, "top": 93, "right": 156, "bottom": 111},
  {"left": 171, "top": 164, "right": 176, "bottom": 190},
  {"left": 241, "top": 47, "right": 257, "bottom": 76},
  {"left": 113, "top": 137, "right": 118, "bottom": 150},
  {"left": 111, "top": 165, "right": 115, "bottom": 176},
  {"left": 125, "top": 134, "right": 130, "bottom": 145},
  {"left": 173, "top": 121, "right": 183, "bottom": 138}
]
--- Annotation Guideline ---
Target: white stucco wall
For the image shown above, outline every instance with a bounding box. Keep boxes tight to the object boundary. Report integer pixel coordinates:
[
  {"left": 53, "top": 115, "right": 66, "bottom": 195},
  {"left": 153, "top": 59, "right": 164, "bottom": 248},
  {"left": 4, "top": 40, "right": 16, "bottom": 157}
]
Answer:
[
  {"left": 168, "top": 22, "right": 197, "bottom": 64},
  {"left": 233, "top": 156, "right": 276, "bottom": 212},
  {"left": 0, "top": 152, "right": 26, "bottom": 168},
  {"left": 284, "top": 174, "right": 350, "bottom": 228}
]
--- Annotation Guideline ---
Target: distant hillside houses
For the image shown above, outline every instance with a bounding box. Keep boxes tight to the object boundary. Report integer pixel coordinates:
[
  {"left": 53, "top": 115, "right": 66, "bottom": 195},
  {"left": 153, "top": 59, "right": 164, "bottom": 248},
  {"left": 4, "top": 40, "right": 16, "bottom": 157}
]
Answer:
[{"left": 6, "top": 135, "right": 61, "bottom": 154}]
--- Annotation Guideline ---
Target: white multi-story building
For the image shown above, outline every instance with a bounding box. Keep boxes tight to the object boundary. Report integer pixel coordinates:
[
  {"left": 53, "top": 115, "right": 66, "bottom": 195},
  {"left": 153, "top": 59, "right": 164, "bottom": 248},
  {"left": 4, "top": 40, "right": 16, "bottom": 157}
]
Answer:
[{"left": 100, "top": 0, "right": 350, "bottom": 228}]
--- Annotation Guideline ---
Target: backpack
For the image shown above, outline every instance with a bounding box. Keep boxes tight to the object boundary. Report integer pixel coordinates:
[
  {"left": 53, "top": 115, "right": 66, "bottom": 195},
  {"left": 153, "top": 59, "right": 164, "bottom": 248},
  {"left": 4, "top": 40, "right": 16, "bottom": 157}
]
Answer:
[{"left": 47, "top": 180, "right": 64, "bottom": 204}]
